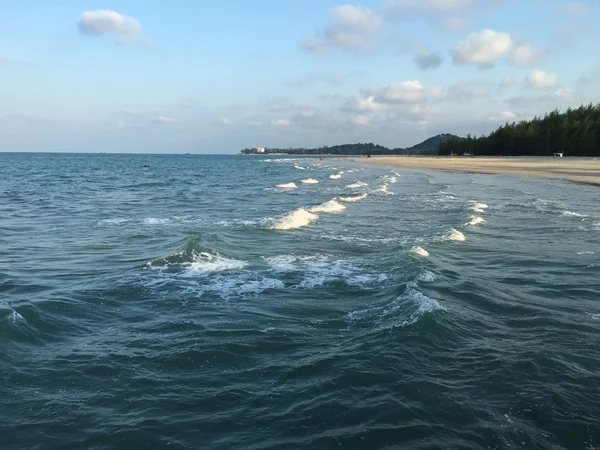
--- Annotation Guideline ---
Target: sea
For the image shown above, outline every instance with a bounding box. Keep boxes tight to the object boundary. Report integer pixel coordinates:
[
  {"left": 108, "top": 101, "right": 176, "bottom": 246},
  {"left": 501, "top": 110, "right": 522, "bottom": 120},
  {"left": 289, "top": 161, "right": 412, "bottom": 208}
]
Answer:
[{"left": 1, "top": 153, "right": 599, "bottom": 450}]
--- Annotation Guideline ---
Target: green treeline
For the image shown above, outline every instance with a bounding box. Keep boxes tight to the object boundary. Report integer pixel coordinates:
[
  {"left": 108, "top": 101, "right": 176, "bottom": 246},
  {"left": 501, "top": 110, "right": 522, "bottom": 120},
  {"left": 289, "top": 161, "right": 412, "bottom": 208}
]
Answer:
[
  {"left": 240, "top": 143, "right": 393, "bottom": 155},
  {"left": 240, "top": 134, "right": 458, "bottom": 155},
  {"left": 438, "top": 104, "right": 600, "bottom": 157}
]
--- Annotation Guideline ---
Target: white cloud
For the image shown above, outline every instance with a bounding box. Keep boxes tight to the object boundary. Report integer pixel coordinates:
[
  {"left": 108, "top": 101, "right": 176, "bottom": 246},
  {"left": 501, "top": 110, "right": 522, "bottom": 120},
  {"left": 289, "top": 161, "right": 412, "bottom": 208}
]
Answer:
[
  {"left": 78, "top": 10, "right": 144, "bottom": 43},
  {"left": 552, "top": 87, "right": 574, "bottom": 101},
  {"left": 352, "top": 115, "right": 370, "bottom": 127},
  {"left": 450, "top": 29, "right": 513, "bottom": 67},
  {"left": 527, "top": 70, "right": 558, "bottom": 88},
  {"left": 247, "top": 120, "right": 264, "bottom": 127},
  {"left": 267, "top": 103, "right": 284, "bottom": 112},
  {"left": 351, "top": 96, "right": 389, "bottom": 112},
  {"left": 564, "top": 2, "right": 588, "bottom": 15},
  {"left": 302, "top": 5, "right": 381, "bottom": 54},
  {"left": 299, "top": 110, "right": 315, "bottom": 118},
  {"left": 154, "top": 116, "right": 178, "bottom": 124},
  {"left": 438, "top": 16, "right": 468, "bottom": 32},
  {"left": 498, "top": 76, "right": 518, "bottom": 89},
  {"left": 488, "top": 110, "right": 517, "bottom": 122},
  {"left": 330, "top": 5, "right": 381, "bottom": 32},
  {"left": 509, "top": 42, "right": 544, "bottom": 65},
  {"left": 271, "top": 119, "right": 290, "bottom": 127},
  {"left": 219, "top": 117, "right": 231, "bottom": 125},
  {"left": 444, "top": 82, "right": 488, "bottom": 101},
  {"left": 365, "top": 80, "right": 427, "bottom": 104},
  {"left": 506, "top": 88, "right": 577, "bottom": 109},
  {"left": 293, "top": 73, "right": 343, "bottom": 86},
  {"left": 384, "top": 0, "right": 474, "bottom": 14}
]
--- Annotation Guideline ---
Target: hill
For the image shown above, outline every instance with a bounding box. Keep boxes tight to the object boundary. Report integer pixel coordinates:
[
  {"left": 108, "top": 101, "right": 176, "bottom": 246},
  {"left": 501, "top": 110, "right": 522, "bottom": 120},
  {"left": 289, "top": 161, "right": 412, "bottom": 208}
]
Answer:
[
  {"left": 396, "top": 133, "right": 460, "bottom": 155},
  {"left": 240, "top": 133, "right": 460, "bottom": 156},
  {"left": 438, "top": 104, "right": 600, "bottom": 157}
]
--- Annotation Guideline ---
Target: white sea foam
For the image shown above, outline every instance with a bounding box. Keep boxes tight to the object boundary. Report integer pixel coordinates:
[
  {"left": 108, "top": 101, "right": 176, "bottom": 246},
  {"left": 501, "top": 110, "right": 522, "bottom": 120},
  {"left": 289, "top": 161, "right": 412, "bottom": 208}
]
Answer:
[
  {"left": 271, "top": 208, "right": 319, "bottom": 230},
  {"left": 213, "top": 218, "right": 258, "bottom": 227},
  {"left": 346, "top": 273, "right": 389, "bottom": 287},
  {"left": 265, "top": 254, "right": 387, "bottom": 289},
  {"left": 181, "top": 252, "right": 247, "bottom": 276},
  {"left": 264, "top": 255, "right": 299, "bottom": 271},
  {"left": 293, "top": 165, "right": 306, "bottom": 170},
  {"left": 533, "top": 198, "right": 566, "bottom": 212},
  {"left": 577, "top": 251, "right": 595, "bottom": 255},
  {"left": 468, "top": 202, "right": 489, "bottom": 213},
  {"left": 211, "top": 277, "right": 284, "bottom": 296},
  {"left": 466, "top": 216, "right": 486, "bottom": 226},
  {"left": 376, "top": 184, "right": 393, "bottom": 195},
  {"left": 273, "top": 255, "right": 351, "bottom": 289},
  {"left": 180, "top": 275, "right": 284, "bottom": 298},
  {"left": 348, "top": 288, "right": 444, "bottom": 329},
  {"left": 412, "top": 246, "right": 429, "bottom": 257},
  {"left": 276, "top": 182, "right": 297, "bottom": 189},
  {"left": 9, "top": 310, "right": 25, "bottom": 323},
  {"left": 308, "top": 199, "right": 346, "bottom": 213},
  {"left": 445, "top": 228, "right": 466, "bottom": 241},
  {"left": 418, "top": 270, "right": 436, "bottom": 282},
  {"left": 144, "top": 217, "right": 171, "bottom": 225},
  {"left": 339, "top": 193, "right": 367, "bottom": 202},
  {"left": 384, "top": 175, "right": 397, "bottom": 184},
  {"left": 400, "top": 290, "right": 444, "bottom": 326},
  {"left": 330, "top": 173, "right": 342, "bottom": 179},
  {"left": 346, "top": 182, "right": 368, "bottom": 188},
  {"left": 301, "top": 178, "right": 319, "bottom": 184},
  {"left": 562, "top": 211, "right": 587, "bottom": 218}
]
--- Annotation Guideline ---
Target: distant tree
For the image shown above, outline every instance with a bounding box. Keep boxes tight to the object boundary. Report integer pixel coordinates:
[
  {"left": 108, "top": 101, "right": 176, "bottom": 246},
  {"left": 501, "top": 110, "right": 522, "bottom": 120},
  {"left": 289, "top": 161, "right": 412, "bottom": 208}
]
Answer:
[{"left": 438, "top": 103, "right": 600, "bottom": 157}]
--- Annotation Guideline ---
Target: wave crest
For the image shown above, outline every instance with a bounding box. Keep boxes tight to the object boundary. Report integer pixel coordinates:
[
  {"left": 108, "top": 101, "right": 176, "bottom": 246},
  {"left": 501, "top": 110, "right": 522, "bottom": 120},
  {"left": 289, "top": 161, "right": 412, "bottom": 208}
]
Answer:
[
  {"left": 339, "top": 194, "right": 367, "bottom": 203},
  {"left": 308, "top": 199, "right": 346, "bottom": 213},
  {"left": 276, "top": 182, "right": 297, "bottom": 189},
  {"left": 271, "top": 208, "right": 319, "bottom": 230}
]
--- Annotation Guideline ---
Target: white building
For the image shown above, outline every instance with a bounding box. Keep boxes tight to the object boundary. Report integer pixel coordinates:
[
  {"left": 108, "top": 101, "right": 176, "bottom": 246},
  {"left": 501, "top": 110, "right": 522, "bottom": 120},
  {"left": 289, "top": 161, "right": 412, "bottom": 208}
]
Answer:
[{"left": 256, "top": 146, "right": 265, "bottom": 153}]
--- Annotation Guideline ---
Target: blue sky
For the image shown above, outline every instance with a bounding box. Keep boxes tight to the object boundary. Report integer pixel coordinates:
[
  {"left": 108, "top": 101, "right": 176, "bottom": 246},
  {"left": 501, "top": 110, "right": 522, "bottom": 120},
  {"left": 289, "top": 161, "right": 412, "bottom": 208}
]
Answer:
[{"left": 1, "top": 0, "right": 598, "bottom": 152}]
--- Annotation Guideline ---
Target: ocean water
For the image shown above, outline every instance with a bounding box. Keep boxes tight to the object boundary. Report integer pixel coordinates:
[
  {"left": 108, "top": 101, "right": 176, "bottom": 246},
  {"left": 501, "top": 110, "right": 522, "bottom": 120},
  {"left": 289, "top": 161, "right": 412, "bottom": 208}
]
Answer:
[{"left": 1, "top": 153, "right": 599, "bottom": 450}]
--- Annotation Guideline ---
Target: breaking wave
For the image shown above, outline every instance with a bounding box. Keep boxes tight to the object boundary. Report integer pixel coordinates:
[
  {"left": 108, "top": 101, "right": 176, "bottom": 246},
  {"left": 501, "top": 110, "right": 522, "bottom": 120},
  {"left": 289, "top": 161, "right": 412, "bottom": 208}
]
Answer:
[
  {"left": 469, "top": 201, "right": 489, "bottom": 213},
  {"left": 346, "top": 182, "right": 368, "bottom": 188},
  {"left": 308, "top": 199, "right": 346, "bottom": 213},
  {"left": 348, "top": 288, "right": 445, "bottom": 330},
  {"left": 445, "top": 228, "right": 466, "bottom": 241},
  {"left": 276, "top": 182, "right": 297, "bottom": 189},
  {"left": 412, "top": 246, "right": 430, "bottom": 257},
  {"left": 466, "top": 216, "right": 486, "bottom": 226},
  {"left": 339, "top": 194, "right": 367, "bottom": 202},
  {"left": 271, "top": 208, "right": 319, "bottom": 230}
]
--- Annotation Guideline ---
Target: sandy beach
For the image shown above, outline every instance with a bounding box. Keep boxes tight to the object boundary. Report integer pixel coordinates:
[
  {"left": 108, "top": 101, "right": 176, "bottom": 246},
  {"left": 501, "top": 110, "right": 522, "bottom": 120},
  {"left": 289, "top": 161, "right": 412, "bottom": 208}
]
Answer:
[{"left": 344, "top": 156, "right": 600, "bottom": 186}]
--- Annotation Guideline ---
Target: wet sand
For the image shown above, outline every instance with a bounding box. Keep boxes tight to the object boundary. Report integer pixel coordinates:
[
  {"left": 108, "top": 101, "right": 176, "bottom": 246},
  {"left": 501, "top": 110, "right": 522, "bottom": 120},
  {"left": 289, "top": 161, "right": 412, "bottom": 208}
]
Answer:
[{"left": 346, "top": 156, "right": 600, "bottom": 186}]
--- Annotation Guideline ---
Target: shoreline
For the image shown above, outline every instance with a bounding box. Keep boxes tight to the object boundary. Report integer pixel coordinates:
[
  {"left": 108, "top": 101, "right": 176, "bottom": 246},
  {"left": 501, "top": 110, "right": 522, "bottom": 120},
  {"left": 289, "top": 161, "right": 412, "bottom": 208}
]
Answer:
[{"left": 340, "top": 156, "right": 600, "bottom": 187}]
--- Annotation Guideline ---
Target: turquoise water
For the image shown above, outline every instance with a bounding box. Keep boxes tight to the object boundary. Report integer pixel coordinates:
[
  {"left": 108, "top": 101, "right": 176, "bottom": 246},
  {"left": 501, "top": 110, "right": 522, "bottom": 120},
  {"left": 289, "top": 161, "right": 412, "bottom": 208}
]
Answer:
[{"left": 1, "top": 153, "right": 599, "bottom": 450}]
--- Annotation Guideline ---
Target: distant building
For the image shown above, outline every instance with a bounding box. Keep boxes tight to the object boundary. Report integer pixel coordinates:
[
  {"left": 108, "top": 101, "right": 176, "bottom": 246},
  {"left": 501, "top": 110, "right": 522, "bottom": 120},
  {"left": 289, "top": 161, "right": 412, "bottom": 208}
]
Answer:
[{"left": 256, "top": 146, "right": 265, "bottom": 153}]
